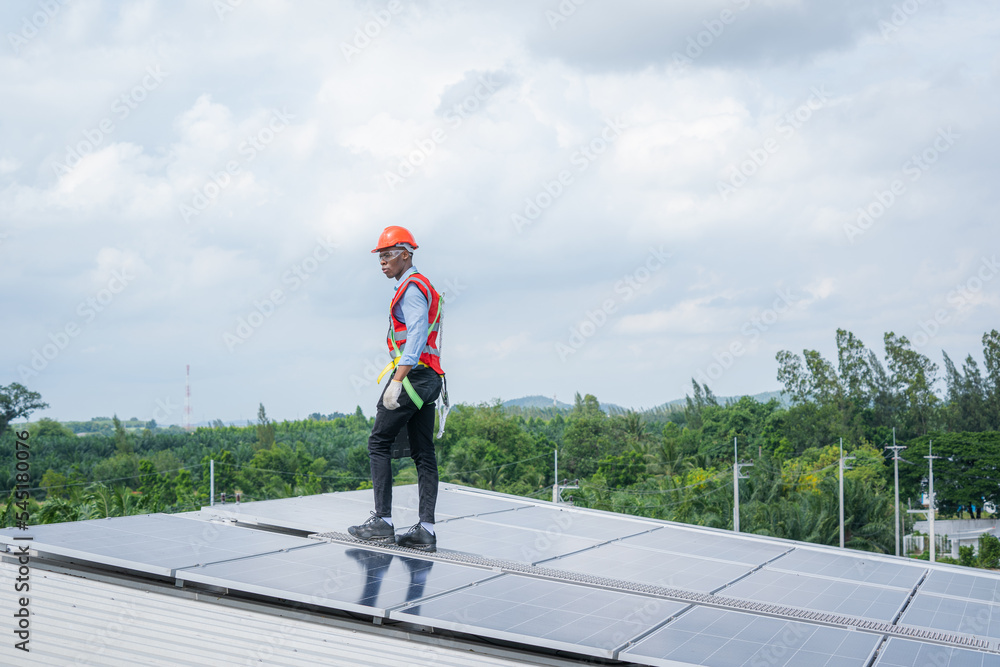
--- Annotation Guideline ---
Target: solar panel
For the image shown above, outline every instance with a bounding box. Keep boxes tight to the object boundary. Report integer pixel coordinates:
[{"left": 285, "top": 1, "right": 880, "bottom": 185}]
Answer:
[
  {"left": 472, "top": 505, "right": 655, "bottom": 542},
  {"left": 619, "top": 525, "right": 790, "bottom": 566},
  {"left": 176, "top": 542, "right": 493, "bottom": 617},
  {"left": 9, "top": 483, "right": 1000, "bottom": 666},
  {"left": 875, "top": 637, "right": 1000, "bottom": 667},
  {"left": 193, "top": 493, "right": 374, "bottom": 533},
  {"left": 720, "top": 569, "right": 909, "bottom": 621},
  {"left": 921, "top": 569, "right": 1000, "bottom": 604},
  {"left": 190, "top": 485, "right": 528, "bottom": 535},
  {"left": 432, "top": 516, "right": 601, "bottom": 563},
  {"left": 767, "top": 548, "right": 926, "bottom": 589},
  {"left": 431, "top": 486, "right": 536, "bottom": 517},
  {"left": 334, "top": 484, "right": 530, "bottom": 519},
  {"left": 543, "top": 542, "right": 752, "bottom": 593},
  {"left": 899, "top": 592, "right": 1000, "bottom": 641},
  {"left": 390, "top": 572, "right": 688, "bottom": 659},
  {"left": 0, "top": 514, "right": 316, "bottom": 577},
  {"left": 620, "top": 605, "right": 881, "bottom": 667}
]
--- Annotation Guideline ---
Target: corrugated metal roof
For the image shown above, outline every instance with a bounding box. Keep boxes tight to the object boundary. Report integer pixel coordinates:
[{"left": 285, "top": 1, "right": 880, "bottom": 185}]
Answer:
[{"left": 0, "top": 560, "right": 567, "bottom": 667}]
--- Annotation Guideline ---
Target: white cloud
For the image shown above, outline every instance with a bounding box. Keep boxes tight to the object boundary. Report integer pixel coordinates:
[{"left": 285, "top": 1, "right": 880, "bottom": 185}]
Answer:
[{"left": 0, "top": 0, "right": 997, "bottom": 420}]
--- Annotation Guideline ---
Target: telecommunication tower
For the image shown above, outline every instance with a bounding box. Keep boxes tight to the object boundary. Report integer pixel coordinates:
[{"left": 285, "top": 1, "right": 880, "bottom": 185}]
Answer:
[{"left": 184, "top": 364, "right": 192, "bottom": 431}]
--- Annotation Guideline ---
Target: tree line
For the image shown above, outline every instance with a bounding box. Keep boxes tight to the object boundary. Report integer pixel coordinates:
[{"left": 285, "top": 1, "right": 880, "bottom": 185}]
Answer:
[{"left": 1, "top": 328, "right": 998, "bottom": 569}]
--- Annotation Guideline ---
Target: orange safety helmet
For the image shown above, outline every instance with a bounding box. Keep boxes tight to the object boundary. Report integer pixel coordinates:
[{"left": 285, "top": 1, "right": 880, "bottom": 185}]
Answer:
[{"left": 371, "top": 226, "right": 419, "bottom": 253}]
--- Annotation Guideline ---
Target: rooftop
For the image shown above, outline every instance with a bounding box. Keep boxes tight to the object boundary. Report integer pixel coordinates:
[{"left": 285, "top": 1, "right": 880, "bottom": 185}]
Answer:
[{"left": 3, "top": 484, "right": 1000, "bottom": 666}]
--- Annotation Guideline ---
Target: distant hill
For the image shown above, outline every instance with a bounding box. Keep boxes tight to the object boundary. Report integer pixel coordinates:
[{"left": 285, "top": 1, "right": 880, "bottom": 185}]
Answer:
[
  {"left": 502, "top": 390, "right": 788, "bottom": 415},
  {"left": 648, "top": 390, "right": 789, "bottom": 412},
  {"left": 52, "top": 391, "right": 790, "bottom": 432},
  {"left": 502, "top": 395, "right": 574, "bottom": 410}
]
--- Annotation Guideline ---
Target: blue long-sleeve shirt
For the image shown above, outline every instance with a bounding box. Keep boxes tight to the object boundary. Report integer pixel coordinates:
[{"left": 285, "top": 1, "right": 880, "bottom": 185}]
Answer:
[{"left": 392, "top": 267, "right": 429, "bottom": 367}]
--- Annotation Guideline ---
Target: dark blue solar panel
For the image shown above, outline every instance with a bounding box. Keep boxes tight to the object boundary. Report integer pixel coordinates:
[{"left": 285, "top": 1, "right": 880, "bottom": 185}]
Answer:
[
  {"left": 621, "top": 606, "right": 880, "bottom": 667},
  {"left": 875, "top": 638, "right": 1000, "bottom": 667},
  {"left": 177, "top": 542, "right": 493, "bottom": 616},
  {"left": 392, "top": 572, "right": 687, "bottom": 658},
  {"left": 0, "top": 514, "right": 314, "bottom": 576}
]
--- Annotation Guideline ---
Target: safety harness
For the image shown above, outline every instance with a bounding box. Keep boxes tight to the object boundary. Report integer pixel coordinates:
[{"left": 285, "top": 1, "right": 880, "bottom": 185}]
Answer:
[{"left": 376, "top": 273, "right": 450, "bottom": 437}]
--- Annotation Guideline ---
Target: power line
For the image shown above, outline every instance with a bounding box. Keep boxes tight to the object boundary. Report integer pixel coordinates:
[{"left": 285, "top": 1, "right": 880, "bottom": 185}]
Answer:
[
  {"left": 216, "top": 452, "right": 552, "bottom": 481},
  {"left": 582, "top": 460, "right": 841, "bottom": 496},
  {"left": 0, "top": 465, "right": 204, "bottom": 495}
]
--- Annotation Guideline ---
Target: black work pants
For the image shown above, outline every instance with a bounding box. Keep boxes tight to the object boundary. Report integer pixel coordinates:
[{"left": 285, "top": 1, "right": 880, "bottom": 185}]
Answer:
[{"left": 368, "top": 366, "right": 442, "bottom": 524}]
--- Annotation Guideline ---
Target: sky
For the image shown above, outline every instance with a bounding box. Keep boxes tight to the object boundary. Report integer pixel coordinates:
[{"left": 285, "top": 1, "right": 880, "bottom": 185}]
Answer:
[{"left": 2, "top": 0, "right": 998, "bottom": 425}]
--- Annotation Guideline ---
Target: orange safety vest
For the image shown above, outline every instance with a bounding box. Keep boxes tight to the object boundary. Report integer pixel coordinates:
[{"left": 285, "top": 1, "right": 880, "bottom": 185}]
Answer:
[{"left": 385, "top": 272, "right": 444, "bottom": 375}]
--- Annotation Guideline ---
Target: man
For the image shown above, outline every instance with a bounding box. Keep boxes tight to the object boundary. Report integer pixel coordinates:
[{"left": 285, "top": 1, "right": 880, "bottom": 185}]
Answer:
[{"left": 348, "top": 226, "right": 444, "bottom": 552}]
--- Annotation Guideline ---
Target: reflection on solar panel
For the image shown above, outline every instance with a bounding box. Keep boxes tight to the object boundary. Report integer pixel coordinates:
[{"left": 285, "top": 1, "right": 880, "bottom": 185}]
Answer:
[
  {"left": 392, "top": 573, "right": 688, "bottom": 659},
  {"left": 544, "top": 541, "right": 752, "bottom": 593},
  {"left": 471, "top": 504, "right": 654, "bottom": 541},
  {"left": 0, "top": 513, "right": 315, "bottom": 576},
  {"left": 721, "top": 568, "right": 910, "bottom": 621},
  {"left": 922, "top": 569, "right": 1000, "bottom": 604},
  {"left": 177, "top": 542, "right": 493, "bottom": 617},
  {"left": 190, "top": 493, "right": 373, "bottom": 532},
  {"left": 192, "top": 486, "right": 529, "bottom": 534},
  {"left": 336, "top": 485, "right": 531, "bottom": 519},
  {"left": 619, "top": 525, "right": 789, "bottom": 566},
  {"left": 415, "top": 487, "right": 533, "bottom": 517},
  {"left": 621, "top": 605, "right": 881, "bottom": 667},
  {"left": 900, "top": 593, "right": 1000, "bottom": 641},
  {"left": 767, "top": 547, "right": 926, "bottom": 589},
  {"left": 875, "top": 637, "right": 1000, "bottom": 667}
]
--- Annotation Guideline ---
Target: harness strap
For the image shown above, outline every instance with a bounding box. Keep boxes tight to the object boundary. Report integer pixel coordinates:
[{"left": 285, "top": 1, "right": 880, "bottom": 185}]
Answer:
[{"left": 376, "top": 356, "right": 425, "bottom": 410}]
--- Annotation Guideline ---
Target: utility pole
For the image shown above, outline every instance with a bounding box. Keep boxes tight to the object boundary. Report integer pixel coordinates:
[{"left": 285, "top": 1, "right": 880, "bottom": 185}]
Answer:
[
  {"left": 733, "top": 437, "right": 753, "bottom": 533},
  {"left": 884, "top": 428, "right": 907, "bottom": 557},
  {"left": 926, "top": 440, "right": 940, "bottom": 563},
  {"left": 553, "top": 449, "right": 558, "bottom": 503},
  {"left": 184, "top": 364, "right": 192, "bottom": 432},
  {"left": 551, "top": 449, "right": 579, "bottom": 503},
  {"left": 839, "top": 438, "right": 855, "bottom": 549},
  {"left": 210, "top": 459, "right": 215, "bottom": 506}
]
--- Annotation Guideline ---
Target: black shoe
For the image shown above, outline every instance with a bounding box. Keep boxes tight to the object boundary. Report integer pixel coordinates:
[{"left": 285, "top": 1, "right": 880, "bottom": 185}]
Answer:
[
  {"left": 395, "top": 524, "right": 437, "bottom": 552},
  {"left": 347, "top": 512, "right": 395, "bottom": 542}
]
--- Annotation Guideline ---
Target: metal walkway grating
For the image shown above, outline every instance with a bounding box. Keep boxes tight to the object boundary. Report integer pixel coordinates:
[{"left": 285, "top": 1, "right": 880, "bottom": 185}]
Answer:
[{"left": 312, "top": 530, "right": 998, "bottom": 654}]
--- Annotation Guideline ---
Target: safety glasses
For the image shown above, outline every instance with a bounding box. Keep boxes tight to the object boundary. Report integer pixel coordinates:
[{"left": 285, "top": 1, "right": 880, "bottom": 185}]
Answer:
[{"left": 378, "top": 249, "right": 404, "bottom": 262}]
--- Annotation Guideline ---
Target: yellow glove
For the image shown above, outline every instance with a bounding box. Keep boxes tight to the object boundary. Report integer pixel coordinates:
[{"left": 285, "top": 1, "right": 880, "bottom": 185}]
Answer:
[{"left": 383, "top": 380, "right": 403, "bottom": 410}]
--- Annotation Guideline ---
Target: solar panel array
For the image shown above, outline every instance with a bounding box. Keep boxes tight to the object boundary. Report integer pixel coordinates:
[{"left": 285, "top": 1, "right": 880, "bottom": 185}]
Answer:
[{"left": 4, "top": 483, "right": 1000, "bottom": 666}]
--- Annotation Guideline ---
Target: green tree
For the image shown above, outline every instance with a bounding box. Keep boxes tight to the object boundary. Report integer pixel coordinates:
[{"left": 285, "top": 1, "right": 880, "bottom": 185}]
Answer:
[
  {"left": 136, "top": 459, "right": 178, "bottom": 505},
  {"left": 562, "top": 394, "right": 616, "bottom": 477},
  {"left": 173, "top": 469, "right": 197, "bottom": 508},
  {"left": 978, "top": 534, "right": 1000, "bottom": 569},
  {"left": 84, "top": 483, "right": 161, "bottom": 518},
  {"left": 39, "top": 469, "right": 70, "bottom": 500},
  {"left": 90, "top": 453, "right": 140, "bottom": 488},
  {"left": 684, "top": 380, "right": 718, "bottom": 430},
  {"left": 0, "top": 383, "right": 48, "bottom": 433},
  {"left": 883, "top": 333, "right": 939, "bottom": 437},
  {"left": 438, "top": 402, "right": 540, "bottom": 491},
  {"left": 256, "top": 403, "right": 275, "bottom": 450},
  {"left": 31, "top": 418, "right": 75, "bottom": 438},
  {"left": 899, "top": 432, "right": 1000, "bottom": 517},
  {"left": 37, "top": 497, "right": 95, "bottom": 524},
  {"left": 981, "top": 329, "right": 1000, "bottom": 428},
  {"left": 596, "top": 450, "right": 646, "bottom": 488},
  {"left": 941, "top": 352, "right": 989, "bottom": 431},
  {"left": 200, "top": 450, "right": 238, "bottom": 501},
  {"left": 112, "top": 414, "right": 133, "bottom": 455}
]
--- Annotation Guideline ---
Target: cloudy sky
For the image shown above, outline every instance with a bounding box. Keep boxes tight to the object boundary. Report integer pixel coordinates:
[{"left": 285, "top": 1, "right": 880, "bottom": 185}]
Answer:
[{"left": 2, "top": 0, "right": 998, "bottom": 425}]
